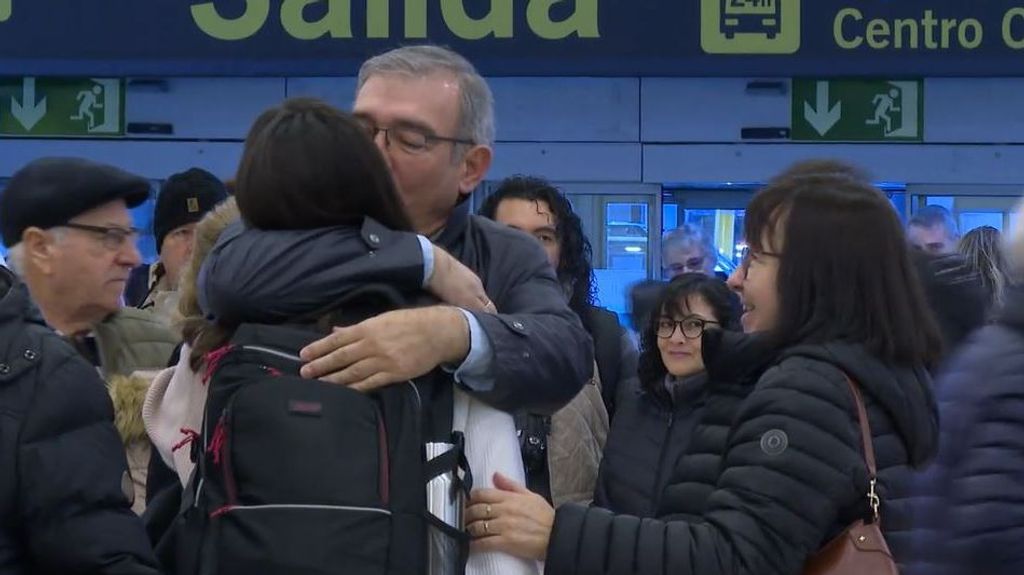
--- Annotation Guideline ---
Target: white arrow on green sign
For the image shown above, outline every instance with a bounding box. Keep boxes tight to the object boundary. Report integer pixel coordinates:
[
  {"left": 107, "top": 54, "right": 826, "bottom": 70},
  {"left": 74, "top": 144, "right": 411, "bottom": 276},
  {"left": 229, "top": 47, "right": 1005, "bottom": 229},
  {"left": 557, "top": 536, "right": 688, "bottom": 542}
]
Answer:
[
  {"left": 792, "top": 79, "right": 923, "bottom": 142},
  {"left": 803, "top": 81, "right": 841, "bottom": 137},
  {"left": 11, "top": 78, "right": 47, "bottom": 131},
  {"left": 0, "top": 77, "right": 124, "bottom": 137}
]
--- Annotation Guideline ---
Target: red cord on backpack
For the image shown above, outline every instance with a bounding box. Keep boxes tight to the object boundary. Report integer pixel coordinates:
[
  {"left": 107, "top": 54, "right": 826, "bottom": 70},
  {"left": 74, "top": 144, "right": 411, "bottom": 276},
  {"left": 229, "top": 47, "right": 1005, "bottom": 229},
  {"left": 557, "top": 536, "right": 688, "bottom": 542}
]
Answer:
[
  {"left": 202, "top": 344, "right": 235, "bottom": 384},
  {"left": 208, "top": 419, "right": 227, "bottom": 465},
  {"left": 171, "top": 428, "right": 200, "bottom": 453}
]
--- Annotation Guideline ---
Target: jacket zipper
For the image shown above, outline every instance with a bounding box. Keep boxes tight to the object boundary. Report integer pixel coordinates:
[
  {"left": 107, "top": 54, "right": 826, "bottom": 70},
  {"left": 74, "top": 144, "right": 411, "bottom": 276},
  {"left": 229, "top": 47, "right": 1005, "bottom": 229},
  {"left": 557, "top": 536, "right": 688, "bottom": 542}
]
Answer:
[
  {"left": 241, "top": 345, "right": 303, "bottom": 365},
  {"left": 221, "top": 406, "right": 239, "bottom": 506},
  {"left": 650, "top": 408, "right": 676, "bottom": 515}
]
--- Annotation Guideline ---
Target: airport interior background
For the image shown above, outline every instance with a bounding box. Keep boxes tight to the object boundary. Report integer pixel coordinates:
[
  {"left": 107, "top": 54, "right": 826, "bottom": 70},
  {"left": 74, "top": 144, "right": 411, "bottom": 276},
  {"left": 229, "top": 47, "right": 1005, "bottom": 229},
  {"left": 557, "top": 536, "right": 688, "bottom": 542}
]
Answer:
[{"left": 4, "top": 3, "right": 1024, "bottom": 326}]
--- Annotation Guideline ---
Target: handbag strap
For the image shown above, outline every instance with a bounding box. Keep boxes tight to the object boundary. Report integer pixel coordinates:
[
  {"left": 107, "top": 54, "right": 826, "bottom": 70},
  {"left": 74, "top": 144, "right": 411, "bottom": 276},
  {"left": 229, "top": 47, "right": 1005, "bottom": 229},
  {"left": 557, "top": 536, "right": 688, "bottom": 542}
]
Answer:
[{"left": 842, "top": 375, "right": 882, "bottom": 522}]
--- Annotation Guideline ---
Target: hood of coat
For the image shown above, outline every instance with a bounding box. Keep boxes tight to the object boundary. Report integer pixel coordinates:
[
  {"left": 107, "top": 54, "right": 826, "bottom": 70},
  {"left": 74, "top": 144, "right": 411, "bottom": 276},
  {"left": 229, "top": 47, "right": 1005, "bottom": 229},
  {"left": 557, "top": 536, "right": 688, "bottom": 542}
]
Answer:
[
  {"left": 107, "top": 371, "right": 159, "bottom": 446},
  {"left": 780, "top": 341, "right": 939, "bottom": 468}
]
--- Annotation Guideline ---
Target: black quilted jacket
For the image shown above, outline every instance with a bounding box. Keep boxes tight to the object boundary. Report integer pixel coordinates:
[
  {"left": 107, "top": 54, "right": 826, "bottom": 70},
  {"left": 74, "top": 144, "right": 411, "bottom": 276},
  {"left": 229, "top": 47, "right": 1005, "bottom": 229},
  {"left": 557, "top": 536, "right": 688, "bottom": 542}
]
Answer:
[{"left": 547, "top": 330, "right": 938, "bottom": 575}]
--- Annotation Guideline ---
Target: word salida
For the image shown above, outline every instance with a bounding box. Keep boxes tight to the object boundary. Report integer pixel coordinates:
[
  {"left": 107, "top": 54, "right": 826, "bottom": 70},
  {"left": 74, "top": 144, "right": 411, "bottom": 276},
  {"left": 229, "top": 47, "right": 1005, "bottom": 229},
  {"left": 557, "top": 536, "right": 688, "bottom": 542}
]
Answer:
[{"left": 191, "top": 0, "right": 600, "bottom": 41}]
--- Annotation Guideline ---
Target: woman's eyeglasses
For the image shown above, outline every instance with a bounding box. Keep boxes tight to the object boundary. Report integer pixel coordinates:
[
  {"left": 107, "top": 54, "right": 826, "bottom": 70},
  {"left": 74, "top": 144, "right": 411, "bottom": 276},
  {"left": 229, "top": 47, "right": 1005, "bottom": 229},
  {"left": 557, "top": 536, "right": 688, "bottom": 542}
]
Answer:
[{"left": 656, "top": 316, "right": 719, "bottom": 339}]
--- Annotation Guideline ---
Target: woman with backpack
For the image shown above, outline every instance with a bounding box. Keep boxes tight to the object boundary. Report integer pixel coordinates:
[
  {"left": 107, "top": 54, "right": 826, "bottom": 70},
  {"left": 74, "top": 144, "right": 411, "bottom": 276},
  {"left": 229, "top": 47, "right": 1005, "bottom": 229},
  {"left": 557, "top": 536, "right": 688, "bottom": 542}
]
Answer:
[
  {"left": 464, "top": 162, "right": 941, "bottom": 574},
  {"left": 143, "top": 98, "right": 534, "bottom": 575}
]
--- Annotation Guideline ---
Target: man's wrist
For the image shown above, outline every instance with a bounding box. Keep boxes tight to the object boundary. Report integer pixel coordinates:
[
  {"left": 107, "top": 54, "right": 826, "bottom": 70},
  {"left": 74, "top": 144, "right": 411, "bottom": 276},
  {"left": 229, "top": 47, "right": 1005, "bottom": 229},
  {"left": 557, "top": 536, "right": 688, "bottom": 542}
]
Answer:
[{"left": 435, "top": 305, "right": 470, "bottom": 365}]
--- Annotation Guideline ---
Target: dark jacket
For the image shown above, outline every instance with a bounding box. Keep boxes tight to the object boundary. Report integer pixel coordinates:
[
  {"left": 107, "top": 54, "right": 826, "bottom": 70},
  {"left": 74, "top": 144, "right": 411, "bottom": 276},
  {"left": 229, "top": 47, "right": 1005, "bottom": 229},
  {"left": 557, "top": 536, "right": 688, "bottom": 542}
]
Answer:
[
  {"left": 907, "top": 286, "right": 1024, "bottom": 575},
  {"left": 584, "top": 306, "right": 638, "bottom": 420},
  {"left": 911, "top": 251, "right": 987, "bottom": 354},
  {"left": 0, "top": 268, "right": 159, "bottom": 575},
  {"left": 593, "top": 372, "right": 706, "bottom": 517},
  {"left": 546, "top": 330, "right": 938, "bottom": 575},
  {"left": 199, "top": 207, "right": 593, "bottom": 414}
]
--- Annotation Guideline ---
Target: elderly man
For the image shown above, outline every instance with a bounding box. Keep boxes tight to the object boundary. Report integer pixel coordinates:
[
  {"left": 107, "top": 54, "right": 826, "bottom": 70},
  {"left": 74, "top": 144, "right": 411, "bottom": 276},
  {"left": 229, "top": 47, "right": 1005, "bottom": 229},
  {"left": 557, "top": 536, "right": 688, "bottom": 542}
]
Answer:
[
  {"left": 662, "top": 224, "right": 718, "bottom": 279},
  {"left": 0, "top": 259, "right": 160, "bottom": 574},
  {"left": 1, "top": 157, "right": 179, "bottom": 511},
  {"left": 199, "top": 45, "right": 593, "bottom": 415}
]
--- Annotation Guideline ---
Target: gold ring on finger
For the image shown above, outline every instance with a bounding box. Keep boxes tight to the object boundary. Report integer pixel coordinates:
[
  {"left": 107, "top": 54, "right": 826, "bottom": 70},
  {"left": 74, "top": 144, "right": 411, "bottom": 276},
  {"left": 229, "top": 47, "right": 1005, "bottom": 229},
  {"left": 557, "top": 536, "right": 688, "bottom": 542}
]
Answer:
[{"left": 483, "top": 521, "right": 490, "bottom": 535}]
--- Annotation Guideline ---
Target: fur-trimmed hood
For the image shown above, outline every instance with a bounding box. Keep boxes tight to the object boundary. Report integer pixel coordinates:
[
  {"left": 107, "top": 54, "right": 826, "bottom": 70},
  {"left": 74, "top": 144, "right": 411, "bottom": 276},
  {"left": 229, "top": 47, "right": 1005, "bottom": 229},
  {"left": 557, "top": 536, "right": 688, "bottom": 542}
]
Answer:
[{"left": 107, "top": 371, "right": 160, "bottom": 445}]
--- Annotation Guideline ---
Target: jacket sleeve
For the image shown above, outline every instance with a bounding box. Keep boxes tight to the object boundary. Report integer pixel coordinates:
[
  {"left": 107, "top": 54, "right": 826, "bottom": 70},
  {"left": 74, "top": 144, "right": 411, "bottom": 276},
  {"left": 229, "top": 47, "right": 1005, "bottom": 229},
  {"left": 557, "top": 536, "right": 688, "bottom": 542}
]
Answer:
[
  {"left": 199, "top": 219, "right": 426, "bottom": 325},
  {"left": 464, "top": 230, "right": 593, "bottom": 415},
  {"left": 908, "top": 332, "right": 1024, "bottom": 575},
  {"left": 18, "top": 352, "right": 160, "bottom": 575},
  {"left": 546, "top": 362, "right": 864, "bottom": 575}
]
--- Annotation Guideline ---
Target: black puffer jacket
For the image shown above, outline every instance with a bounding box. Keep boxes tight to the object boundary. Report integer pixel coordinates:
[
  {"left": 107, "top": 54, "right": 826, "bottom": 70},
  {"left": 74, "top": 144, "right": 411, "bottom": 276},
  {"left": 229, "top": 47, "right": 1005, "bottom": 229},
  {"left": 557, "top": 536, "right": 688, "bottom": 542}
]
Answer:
[
  {"left": 593, "top": 373, "right": 706, "bottom": 517},
  {"left": 0, "top": 268, "right": 159, "bottom": 574},
  {"left": 547, "top": 330, "right": 938, "bottom": 575},
  {"left": 907, "top": 286, "right": 1024, "bottom": 575}
]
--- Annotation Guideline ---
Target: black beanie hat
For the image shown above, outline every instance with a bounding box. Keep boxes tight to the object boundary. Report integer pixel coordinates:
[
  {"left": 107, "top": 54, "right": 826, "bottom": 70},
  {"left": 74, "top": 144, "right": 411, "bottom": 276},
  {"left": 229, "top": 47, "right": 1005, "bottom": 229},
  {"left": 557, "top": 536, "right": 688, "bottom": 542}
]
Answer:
[{"left": 153, "top": 168, "right": 228, "bottom": 254}]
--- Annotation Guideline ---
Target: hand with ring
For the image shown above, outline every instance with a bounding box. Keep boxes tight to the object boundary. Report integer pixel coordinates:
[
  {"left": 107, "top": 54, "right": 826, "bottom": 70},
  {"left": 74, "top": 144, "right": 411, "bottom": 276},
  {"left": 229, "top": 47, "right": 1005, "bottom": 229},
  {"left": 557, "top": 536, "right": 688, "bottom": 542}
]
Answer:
[{"left": 465, "top": 473, "right": 554, "bottom": 561}]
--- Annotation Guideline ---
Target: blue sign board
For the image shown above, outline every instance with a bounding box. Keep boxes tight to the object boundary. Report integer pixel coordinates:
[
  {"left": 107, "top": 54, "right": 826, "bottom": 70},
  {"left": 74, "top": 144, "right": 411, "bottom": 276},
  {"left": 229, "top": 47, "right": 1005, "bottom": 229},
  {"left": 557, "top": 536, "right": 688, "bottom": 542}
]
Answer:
[{"left": 1, "top": 0, "right": 1024, "bottom": 77}]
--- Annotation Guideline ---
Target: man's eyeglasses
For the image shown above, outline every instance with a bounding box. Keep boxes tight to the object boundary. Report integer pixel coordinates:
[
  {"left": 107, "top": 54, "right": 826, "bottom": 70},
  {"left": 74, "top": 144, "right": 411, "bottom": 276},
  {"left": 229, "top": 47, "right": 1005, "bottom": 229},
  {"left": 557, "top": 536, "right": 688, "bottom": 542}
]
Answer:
[
  {"left": 656, "top": 316, "right": 719, "bottom": 340},
  {"left": 356, "top": 117, "right": 474, "bottom": 155},
  {"left": 62, "top": 223, "right": 140, "bottom": 251},
  {"left": 664, "top": 256, "right": 707, "bottom": 278}
]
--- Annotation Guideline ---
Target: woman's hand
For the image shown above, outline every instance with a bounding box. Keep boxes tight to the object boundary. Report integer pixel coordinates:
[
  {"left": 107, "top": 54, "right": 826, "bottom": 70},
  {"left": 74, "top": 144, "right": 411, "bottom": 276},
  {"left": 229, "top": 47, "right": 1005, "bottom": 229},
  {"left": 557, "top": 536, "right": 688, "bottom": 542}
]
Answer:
[
  {"left": 465, "top": 472, "right": 554, "bottom": 561},
  {"left": 427, "top": 244, "right": 496, "bottom": 313}
]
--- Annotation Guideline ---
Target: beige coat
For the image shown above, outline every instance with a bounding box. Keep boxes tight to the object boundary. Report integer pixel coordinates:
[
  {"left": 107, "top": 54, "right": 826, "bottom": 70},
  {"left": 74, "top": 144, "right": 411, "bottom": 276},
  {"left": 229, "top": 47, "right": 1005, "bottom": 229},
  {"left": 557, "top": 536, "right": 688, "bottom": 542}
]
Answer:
[
  {"left": 98, "top": 309, "right": 178, "bottom": 515},
  {"left": 108, "top": 372, "right": 159, "bottom": 515},
  {"left": 546, "top": 362, "right": 609, "bottom": 507}
]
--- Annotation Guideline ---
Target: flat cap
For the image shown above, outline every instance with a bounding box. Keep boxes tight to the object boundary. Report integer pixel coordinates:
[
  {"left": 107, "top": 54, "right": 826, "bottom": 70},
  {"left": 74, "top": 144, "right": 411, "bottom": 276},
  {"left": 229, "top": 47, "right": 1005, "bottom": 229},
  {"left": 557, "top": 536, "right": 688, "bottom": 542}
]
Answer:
[{"left": 1, "top": 157, "right": 151, "bottom": 247}]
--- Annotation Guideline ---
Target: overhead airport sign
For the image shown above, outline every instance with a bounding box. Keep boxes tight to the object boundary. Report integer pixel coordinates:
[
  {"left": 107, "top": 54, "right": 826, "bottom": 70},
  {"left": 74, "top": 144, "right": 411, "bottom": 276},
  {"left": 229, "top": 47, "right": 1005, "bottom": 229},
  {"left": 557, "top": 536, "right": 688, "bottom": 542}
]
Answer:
[{"left": 0, "top": 1, "right": 1023, "bottom": 76}]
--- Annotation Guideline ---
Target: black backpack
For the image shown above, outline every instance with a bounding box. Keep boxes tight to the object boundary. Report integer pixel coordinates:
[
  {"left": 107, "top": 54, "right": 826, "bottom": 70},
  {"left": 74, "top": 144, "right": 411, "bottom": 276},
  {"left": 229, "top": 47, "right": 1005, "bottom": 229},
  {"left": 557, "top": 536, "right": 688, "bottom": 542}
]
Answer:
[{"left": 169, "top": 287, "right": 471, "bottom": 575}]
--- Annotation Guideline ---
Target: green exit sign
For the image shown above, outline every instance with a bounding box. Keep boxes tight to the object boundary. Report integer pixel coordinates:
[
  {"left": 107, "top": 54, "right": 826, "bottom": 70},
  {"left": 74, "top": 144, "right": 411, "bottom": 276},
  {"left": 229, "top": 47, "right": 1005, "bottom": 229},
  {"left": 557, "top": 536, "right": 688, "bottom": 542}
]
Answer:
[
  {"left": 792, "top": 79, "right": 924, "bottom": 142},
  {"left": 0, "top": 77, "right": 124, "bottom": 137}
]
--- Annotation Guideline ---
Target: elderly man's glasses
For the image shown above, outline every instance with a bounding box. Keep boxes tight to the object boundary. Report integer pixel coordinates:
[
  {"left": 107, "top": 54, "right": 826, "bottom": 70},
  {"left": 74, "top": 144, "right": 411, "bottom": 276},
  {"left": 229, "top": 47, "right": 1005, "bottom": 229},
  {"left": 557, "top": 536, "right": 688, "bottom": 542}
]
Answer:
[{"left": 62, "top": 223, "right": 140, "bottom": 251}]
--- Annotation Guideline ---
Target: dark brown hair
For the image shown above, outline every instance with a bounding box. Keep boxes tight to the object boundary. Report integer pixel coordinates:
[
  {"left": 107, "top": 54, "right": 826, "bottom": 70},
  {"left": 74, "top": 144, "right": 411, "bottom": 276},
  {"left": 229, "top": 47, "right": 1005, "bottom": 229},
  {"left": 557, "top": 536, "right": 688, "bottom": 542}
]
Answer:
[
  {"left": 234, "top": 97, "right": 412, "bottom": 232},
  {"left": 478, "top": 176, "right": 596, "bottom": 331},
  {"left": 637, "top": 273, "right": 741, "bottom": 391},
  {"left": 745, "top": 165, "right": 944, "bottom": 368}
]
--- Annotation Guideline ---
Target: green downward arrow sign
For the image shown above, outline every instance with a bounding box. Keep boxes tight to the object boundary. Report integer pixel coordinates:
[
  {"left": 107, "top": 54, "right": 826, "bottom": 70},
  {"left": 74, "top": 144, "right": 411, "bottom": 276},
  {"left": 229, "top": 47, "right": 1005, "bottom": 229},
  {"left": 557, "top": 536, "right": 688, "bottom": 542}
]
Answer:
[{"left": 792, "top": 79, "right": 924, "bottom": 142}]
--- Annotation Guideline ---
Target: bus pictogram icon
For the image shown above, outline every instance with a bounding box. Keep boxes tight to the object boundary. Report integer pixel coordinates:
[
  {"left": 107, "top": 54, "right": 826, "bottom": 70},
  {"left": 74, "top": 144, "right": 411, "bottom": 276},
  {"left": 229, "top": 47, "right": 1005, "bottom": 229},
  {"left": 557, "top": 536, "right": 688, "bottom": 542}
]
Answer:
[{"left": 701, "top": 0, "right": 800, "bottom": 54}]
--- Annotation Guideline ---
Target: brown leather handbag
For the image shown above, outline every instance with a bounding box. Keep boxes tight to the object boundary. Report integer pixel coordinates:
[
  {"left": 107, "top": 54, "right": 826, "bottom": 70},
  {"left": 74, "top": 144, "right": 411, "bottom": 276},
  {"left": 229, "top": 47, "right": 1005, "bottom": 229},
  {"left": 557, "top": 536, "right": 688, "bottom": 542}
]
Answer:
[{"left": 803, "top": 376, "right": 900, "bottom": 575}]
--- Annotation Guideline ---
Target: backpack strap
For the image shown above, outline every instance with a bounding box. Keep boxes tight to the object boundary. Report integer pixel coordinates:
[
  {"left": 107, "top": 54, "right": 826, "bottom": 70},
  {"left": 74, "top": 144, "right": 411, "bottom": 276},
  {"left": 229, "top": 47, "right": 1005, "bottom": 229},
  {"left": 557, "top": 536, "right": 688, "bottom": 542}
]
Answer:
[{"left": 422, "top": 378, "right": 473, "bottom": 496}]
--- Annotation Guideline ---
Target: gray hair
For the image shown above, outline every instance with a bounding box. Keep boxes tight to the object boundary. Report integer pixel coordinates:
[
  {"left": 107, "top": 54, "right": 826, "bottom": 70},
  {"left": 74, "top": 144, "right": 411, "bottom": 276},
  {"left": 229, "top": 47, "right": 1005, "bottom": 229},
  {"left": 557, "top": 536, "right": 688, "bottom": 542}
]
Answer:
[
  {"left": 1005, "top": 199, "right": 1024, "bottom": 285},
  {"left": 5, "top": 244, "right": 23, "bottom": 275},
  {"left": 4, "top": 227, "right": 68, "bottom": 276},
  {"left": 663, "top": 224, "right": 716, "bottom": 260},
  {"left": 358, "top": 45, "right": 495, "bottom": 147}
]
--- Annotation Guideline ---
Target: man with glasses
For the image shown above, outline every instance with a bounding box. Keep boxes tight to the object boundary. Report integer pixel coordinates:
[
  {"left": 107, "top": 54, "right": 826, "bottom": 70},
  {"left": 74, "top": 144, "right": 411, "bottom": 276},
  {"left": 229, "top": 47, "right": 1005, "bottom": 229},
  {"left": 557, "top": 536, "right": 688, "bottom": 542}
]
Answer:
[
  {"left": 0, "top": 158, "right": 164, "bottom": 575},
  {"left": 662, "top": 224, "right": 718, "bottom": 279},
  {"left": 199, "top": 46, "right": 593, "bottom": 417},
  {"left": 2, "top": 157, "right": 179, "bottom": 512}
]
